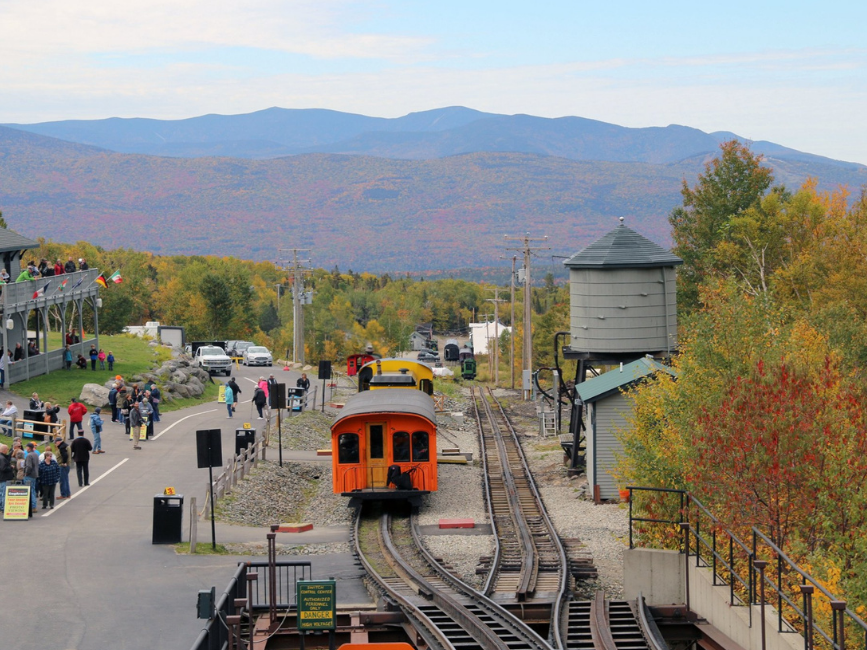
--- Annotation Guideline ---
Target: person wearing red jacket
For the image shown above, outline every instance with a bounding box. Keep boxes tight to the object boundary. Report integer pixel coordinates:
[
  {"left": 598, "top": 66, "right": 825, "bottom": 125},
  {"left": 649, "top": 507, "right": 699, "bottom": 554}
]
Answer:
[{"left": 67, "top": 398, "right": 88, "bottom": 440}]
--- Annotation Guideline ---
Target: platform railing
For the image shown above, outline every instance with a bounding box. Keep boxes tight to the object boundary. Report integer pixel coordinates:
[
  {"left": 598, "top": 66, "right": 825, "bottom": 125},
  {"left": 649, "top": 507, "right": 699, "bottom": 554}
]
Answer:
[{"left": 628, "top": 486, "right": 867, "bottom": 650}]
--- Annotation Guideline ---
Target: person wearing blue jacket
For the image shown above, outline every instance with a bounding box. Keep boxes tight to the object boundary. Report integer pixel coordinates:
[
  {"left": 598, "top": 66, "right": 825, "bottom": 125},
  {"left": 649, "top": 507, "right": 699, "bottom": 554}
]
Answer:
[
  {"left": 90, "top": 408, "right": 105, "bottom": 454},
  {"left": 225, "top": 384, "right": 234, "bottom": 418}
]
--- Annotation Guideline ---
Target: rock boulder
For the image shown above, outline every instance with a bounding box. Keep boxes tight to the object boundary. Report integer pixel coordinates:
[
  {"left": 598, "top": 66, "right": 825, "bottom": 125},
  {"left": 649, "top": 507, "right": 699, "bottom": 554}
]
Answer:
[{"left": 79, "top": 383, "right": 111, "bottom": 408}]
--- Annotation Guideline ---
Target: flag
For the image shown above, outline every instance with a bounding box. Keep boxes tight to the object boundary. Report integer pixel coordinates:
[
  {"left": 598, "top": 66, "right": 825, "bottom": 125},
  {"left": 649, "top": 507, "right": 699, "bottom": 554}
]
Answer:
[
  {"left": 70, "top": 277, "right": 84, "bottom": 290},
  {"left": 108, "top": 270, "right": 123, "bottom": 284},
  {"left": 57, "top": 277, "right": 69, "bottom": 291},
  {"left": 32, "top": 282, "right": 50, "bottom": 299},
  {"left": 95, "top": 275, "right": 107, "bottom": 288}
]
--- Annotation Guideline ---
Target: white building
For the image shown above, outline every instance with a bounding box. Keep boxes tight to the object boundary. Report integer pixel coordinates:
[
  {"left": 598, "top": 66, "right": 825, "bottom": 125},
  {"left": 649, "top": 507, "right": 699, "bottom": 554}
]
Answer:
[{"left": 469, "top": 321, "right": 511, "bottom": 355}]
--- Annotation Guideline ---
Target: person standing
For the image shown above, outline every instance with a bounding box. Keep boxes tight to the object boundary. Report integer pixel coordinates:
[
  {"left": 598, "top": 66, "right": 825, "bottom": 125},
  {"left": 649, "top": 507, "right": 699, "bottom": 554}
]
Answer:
[
  {"left": 54, "top": 259, "right": 64, "bottom": 276},
  {"left": 23, "top": 442, "right": 39, "bottom": 515},
  {"left": 88, "top": 345, "right": 98, "bottom": 370},
  {"left": 108, "top": 384, "right": 119, "bottom": 423},
  {"left": 253, "top": 386, "right": 267, "bottom": 420},
  {"left": 70, "top": 430, "right": 92, "bottom": 486},
  {"left": 0, "top": 348, "right": 6, "bottom": 388},
  {"left": 38, "top": 451, "right": 60, "bottom": 509},
  {"left": 224, "top": 383, "right": 234, "bottom": 418},
  {"left": 128, "top": 402, "right": 143, "bottom": 450},
  {"left": 150, "top": 385, "right": 161, "bottom": 423},
  {"left": 257, "top": 376, "right": 269, "bottom": 400},
  {"left": 13, "top": 343, "right": 24, "bottom": 361},
  {"left": 67, "top": 398, "right": 87, "bottom": 439},
  {"left": 140, "top": 394, "right": 154, "bottom": 439},
  {"left": 44, "top": 402, "right": 60, "bottom": 424},
  {"left": 0, "top": 444, "right": 13, "bottom": 511},
  {"left": 297, "top": 373, "right": 310, "bottom": 391},
  {"left": 64, "top": 257, "right": 76, "bottom": 274},
  {"left": 97, "top": 349, "right": 106, "bottom": 370},
  {"left": 267, "top": 374, "right": 278, "bottom": 407},
  {"left": 121, "top": 391, "right": 132, "bottom": 437},
  {"left": 29, "top": 392, "right": 44, "bottom": 410},
  {"left": 107, "top": 351, "right": 115, "bottom": 371},
  {"left": 63, "top": 345, "right": 73, "bottom": 370},
  {"left": 54, "top": 436, "right": 71, "bottom": 499},
  {"left": 90, "top": 408, "right": 104, "bottom": 454}
]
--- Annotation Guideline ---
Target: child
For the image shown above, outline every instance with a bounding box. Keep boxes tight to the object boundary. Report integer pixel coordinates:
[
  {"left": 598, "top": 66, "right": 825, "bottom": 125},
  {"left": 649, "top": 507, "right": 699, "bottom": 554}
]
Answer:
[
  {"left": 90, "top": 408, "right": 104, "bottom": 454},
  {"left": 98, "top": 349, "right": 106, "bottom": 370},
  {"left": 107, "top": 351, "right": 115, "bottom": 371}
]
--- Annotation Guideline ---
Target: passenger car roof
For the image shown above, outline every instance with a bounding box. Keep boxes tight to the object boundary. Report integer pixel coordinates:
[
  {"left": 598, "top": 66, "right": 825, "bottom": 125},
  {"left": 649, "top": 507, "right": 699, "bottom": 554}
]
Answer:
[{"left": 333, "top": 389, "right": 436, "bottom": 428}]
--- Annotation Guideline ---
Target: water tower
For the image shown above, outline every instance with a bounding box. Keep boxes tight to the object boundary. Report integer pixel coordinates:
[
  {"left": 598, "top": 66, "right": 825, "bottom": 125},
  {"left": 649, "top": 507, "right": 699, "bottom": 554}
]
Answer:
[{"left": 562, "top": 218, "right": 682, "bottom": 366}]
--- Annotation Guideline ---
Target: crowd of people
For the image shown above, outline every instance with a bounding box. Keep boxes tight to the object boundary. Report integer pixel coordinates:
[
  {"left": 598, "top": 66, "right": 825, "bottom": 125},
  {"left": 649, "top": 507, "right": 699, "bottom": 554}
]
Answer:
[
  {"left": 0, "top": 256, "right": 90, "bottom": 285},
  {"left": 0, "top": 378, "right": 163, "bottom": 518}
]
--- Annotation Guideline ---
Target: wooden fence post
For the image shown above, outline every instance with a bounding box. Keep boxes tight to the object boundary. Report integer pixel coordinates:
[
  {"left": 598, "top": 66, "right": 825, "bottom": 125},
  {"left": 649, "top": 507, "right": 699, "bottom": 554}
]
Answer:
[{"left": 189, "top": 496, "right": 198, "bottom": 553}]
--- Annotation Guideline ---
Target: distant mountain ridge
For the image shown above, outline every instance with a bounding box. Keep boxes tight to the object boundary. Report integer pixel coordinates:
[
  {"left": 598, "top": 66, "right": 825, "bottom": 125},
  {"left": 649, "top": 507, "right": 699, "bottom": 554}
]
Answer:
[
  {"left": 0, "top": 124, "right": 864, "bottom": 273},
  {"left": 5, "top": 106, "right": 863, "bottom": 170}
]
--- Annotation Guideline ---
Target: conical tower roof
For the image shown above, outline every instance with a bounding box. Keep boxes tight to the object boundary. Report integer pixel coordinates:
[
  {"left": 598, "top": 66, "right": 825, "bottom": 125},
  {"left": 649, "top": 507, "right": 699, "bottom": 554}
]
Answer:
[{"left": 563, "top": 220, "right": 682, "bottom": 269}]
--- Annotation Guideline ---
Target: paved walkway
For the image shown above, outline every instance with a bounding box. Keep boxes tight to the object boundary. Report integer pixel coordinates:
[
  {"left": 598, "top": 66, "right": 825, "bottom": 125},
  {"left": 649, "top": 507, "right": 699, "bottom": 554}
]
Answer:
[{"left": 0, "top": 363, "right": 369, "bottom": 650}]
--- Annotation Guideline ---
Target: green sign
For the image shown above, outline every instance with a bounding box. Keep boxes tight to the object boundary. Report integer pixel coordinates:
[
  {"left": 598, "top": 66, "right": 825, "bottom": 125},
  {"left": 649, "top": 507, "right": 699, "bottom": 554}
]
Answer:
[{"left": 296, "top": 580, "right": 336, "bottom": 630}]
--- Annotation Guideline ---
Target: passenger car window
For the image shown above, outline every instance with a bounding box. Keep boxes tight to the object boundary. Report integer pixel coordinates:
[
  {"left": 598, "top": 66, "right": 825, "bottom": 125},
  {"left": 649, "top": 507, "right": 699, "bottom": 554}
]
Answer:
[
  {"left": 411, "top": 431, "right": 429, "bottom": 462},
  {"left": 338, "top": 434, "right": 359, "bottom": 464},
  {"left": 392, "top": 431, "right": 410, "bottom": 462}
]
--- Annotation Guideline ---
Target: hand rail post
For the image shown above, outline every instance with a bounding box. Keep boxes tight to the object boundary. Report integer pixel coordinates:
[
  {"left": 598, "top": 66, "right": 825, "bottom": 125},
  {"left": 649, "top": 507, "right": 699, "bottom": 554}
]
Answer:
[
  {"left": 680, "top": 522, "right": 691, "bottom": 614},
  {"left": 755, "top": 560, "right": 768, "bottom": 650},
  {"left": 712, "top": 527, "right": 717, "bottom": 584},
  {"left": 800, "top": 584, "right": 814, "bottom": 650},
  {"left": 831, "top": 601, "right": 847, "bottom": 650},
  {"left": 628, "top": 488, "right": 633, "bottom": 549},
  {"left": 778, "top": 552, "right": 784, "bottom": 632}
]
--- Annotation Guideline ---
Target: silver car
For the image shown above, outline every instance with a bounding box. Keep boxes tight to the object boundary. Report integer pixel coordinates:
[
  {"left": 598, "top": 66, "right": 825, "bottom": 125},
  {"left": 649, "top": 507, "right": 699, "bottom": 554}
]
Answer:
[{"left": 243, "top": 346, "right": 273, "bottom": 366}]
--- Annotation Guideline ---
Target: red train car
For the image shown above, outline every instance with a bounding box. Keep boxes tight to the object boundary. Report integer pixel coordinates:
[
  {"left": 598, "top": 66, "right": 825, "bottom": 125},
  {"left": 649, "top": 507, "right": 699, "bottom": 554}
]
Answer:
[
  {"left": 331, "top": 389, "right": 437, "bottom": 508},
  {"left": 347, "top": 353, "right": 380, "bottom": 377}
]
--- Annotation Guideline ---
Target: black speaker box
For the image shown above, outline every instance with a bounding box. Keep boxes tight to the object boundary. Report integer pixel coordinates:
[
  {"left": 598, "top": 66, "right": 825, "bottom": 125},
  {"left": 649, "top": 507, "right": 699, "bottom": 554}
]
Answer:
[
  {"left": 318, "top": 360, "right": 332, "bottom": 380},
  {"left": 196, "top": 429, "right": 222, "bottom": 468},
  {"left": 272, "top": 383, "right": 286, "bottom": 409}
]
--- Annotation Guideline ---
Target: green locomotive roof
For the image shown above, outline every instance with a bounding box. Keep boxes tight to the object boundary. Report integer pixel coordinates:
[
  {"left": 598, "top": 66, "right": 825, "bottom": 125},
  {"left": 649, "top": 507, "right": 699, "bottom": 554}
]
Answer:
[{"left": 333, "top": 389, "right": 437, "bottom": 428}]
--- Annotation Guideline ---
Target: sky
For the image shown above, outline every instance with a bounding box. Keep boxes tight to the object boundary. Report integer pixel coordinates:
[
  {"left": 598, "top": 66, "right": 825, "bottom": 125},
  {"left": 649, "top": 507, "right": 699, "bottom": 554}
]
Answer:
[{"left": 1, "top": 0, "right": 865, "bottom": 163}]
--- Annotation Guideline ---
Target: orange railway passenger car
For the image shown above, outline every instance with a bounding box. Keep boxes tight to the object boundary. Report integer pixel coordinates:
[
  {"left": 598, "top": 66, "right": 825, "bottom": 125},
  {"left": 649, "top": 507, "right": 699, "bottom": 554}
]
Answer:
[{"left": 332, "top": 388, "right": 437, "bottom": 508}]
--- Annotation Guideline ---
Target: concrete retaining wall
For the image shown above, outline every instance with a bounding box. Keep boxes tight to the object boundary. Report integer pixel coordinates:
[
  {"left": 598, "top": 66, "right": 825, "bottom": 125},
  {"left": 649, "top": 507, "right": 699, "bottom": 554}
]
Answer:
[{"left": 624, "top": 548, "right": 804, "bottom": 650}]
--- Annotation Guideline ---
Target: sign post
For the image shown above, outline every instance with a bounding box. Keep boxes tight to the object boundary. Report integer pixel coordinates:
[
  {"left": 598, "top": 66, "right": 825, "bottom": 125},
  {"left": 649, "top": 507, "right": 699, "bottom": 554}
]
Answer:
[
  {"left": 3, "top": 485, "right": 30, "bottom": 520},
  {"left": 196, "top": 429, "right": 222, "bottom": 550},
  {"left": 297, "top": 578, "right": 336, "bottom": 650}
]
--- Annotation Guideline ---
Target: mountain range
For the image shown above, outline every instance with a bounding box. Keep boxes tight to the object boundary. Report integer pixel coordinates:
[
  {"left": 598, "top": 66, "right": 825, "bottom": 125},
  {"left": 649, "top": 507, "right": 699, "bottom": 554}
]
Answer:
[{"left": 0, "top": 107, "right": 864, "bottom": 273}]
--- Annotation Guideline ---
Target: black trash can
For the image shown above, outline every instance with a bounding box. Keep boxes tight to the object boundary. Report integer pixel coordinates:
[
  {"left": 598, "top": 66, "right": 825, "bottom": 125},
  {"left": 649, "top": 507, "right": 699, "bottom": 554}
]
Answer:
[
  {"left": 152, "top": 495, "right": 184, "bottom": 544},
  {"left": 23, "top": 409, "right": 48, "bottom": 434},
  {"left": 235, "top": 428, "right": 256, "bottom": 456}
]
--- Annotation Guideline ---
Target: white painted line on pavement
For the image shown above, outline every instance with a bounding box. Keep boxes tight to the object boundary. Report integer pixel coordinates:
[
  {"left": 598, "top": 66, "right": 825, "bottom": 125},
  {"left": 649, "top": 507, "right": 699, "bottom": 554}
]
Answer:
[
  {"left": 153, "top": 408, "right": 218, "bottom": 440},
  {"left": 42, "top": 458, "right": 129, "bottom": 517}
]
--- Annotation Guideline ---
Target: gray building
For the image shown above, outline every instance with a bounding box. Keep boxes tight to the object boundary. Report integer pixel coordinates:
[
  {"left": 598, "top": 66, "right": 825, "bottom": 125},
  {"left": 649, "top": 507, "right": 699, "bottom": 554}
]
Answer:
[
  {"left": 0, "top": 228, "right": 102, "bottom": 384},
  {"left": 563, "top": 220, "right": 683, "bottom": 359},
  {"left": 576, "top": 357, "right": 676, "bottom": 502}
]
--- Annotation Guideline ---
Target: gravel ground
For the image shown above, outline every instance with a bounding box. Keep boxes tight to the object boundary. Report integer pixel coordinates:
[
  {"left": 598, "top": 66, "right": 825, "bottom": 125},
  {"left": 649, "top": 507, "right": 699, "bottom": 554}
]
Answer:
[
  {"left": 217, "top": 460, "right": 354, "bottom": 528},
  {"left": 224, "top": 541, "right": 351, "bottom": 556}
]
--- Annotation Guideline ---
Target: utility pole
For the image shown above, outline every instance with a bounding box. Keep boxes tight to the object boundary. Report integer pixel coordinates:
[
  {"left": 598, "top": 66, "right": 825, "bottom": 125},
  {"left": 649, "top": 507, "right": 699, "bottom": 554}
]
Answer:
[
  {"left": 279, "top": 249, "right": 312, "bottom": 365},
  {"left": 486, "top": 288, "right": 505, "bottom": 386},
  {"left": 509, "top": 256, "right": 516, "bottom": 390},
  {"left": 505, "top": 233, "right": 549, "bottom": 399}
]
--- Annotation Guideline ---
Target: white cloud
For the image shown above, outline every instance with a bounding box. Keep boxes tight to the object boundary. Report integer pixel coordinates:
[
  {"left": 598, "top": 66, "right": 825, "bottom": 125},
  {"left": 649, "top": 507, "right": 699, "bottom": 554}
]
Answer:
[{"left": 0, "top": 0, "right": 432, "bottom": 60}]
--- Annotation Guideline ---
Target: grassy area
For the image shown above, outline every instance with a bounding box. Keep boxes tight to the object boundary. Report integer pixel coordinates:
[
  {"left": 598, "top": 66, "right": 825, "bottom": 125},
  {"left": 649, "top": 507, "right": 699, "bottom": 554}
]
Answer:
[
  {"left": 173, "top": 542, "right": 231, "bottom": 555},
  {"left": 7, "top": 333, "right": 220, "bottom": 417}
]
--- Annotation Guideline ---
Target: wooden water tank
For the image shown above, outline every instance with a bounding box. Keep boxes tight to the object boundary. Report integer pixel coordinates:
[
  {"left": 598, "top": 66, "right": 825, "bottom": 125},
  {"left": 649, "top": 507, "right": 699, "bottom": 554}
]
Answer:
[{"left": 563, "top": 221, "right": 682, "bottom": 355}]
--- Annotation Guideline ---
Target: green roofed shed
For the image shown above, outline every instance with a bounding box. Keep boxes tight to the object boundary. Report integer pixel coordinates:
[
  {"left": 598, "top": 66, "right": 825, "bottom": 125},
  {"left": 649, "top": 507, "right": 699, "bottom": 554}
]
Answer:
[{"left": 576, "top": 357, "right": 676, "bottom": 502}]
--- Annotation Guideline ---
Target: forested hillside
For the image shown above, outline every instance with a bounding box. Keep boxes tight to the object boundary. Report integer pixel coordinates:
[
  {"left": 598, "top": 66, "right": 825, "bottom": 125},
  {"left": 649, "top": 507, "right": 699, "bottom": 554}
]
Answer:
[{"left": 1, "top": 126, "right": 864, "bottom": 273}]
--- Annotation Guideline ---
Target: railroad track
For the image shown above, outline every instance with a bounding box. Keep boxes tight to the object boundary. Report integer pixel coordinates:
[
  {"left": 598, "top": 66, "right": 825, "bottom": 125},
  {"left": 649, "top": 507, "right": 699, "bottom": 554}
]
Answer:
[
  {"left": 472, "top": 387, "right": 568, "bottom": 611},
  {"left": 354, "top": 504, "right": 554, "bottom": 650}
]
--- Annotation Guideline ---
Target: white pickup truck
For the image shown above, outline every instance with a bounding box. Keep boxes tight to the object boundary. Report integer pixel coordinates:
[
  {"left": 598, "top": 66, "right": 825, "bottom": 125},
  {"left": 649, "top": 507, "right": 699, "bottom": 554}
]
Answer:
[{"left": 193, "top": 345, "right": 232, "bottom": 376}]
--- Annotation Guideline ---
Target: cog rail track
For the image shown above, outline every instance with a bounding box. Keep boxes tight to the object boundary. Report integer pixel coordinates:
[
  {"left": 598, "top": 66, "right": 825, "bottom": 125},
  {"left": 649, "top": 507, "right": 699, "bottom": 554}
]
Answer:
[
  {"left": 473, "top": 388, "right": 569, "bottom": 614},
  {"left": 355, "top": 504, "right": 554, "bottom": 650}
]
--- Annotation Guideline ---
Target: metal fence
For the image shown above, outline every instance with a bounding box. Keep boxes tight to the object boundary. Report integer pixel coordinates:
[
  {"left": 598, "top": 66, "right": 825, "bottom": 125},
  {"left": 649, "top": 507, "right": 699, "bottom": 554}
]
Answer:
[
  {"left": 627, "top": 486, "right": 867, "bottom": 650},
  {"left": 189, "top": 560, "right": 313, "bottom": 650}
]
